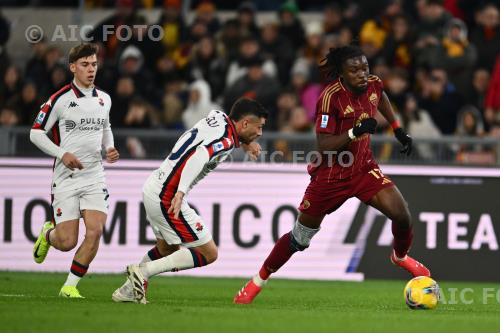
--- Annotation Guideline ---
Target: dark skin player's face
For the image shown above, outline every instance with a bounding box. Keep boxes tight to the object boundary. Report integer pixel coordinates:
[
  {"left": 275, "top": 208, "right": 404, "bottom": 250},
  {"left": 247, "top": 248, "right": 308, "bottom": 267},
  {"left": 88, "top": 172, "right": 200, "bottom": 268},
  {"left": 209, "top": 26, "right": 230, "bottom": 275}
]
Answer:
[{"left": 340, "top": 55, "right": 369, "bottom": 94}]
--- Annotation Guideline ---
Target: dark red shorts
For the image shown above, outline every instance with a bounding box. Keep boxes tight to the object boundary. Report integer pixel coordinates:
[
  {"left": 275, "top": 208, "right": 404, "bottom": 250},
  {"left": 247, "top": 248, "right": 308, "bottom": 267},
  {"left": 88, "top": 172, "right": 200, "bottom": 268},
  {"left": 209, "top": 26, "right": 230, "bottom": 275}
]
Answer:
[{"left": 298, "top": 165, "right": 394, "bottom": 217}]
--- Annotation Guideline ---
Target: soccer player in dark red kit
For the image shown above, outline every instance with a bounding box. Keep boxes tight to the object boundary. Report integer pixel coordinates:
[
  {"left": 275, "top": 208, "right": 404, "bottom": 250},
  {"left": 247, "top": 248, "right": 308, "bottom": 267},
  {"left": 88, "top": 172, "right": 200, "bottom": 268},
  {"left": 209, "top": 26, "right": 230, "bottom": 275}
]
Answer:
[{"left": 234, "top": 45, "right": 431, "bottom": 304}]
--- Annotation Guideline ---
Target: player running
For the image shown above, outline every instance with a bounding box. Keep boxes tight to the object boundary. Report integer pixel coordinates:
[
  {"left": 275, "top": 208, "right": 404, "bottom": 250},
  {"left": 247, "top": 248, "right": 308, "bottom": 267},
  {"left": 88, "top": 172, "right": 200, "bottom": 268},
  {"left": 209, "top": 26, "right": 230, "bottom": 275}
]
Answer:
[
  {"left": 30, "top": 43, "right": 119, "bottom": 298},
  {"left": 113, "top": 98, "right": 267, "bottom": 304},
  {"left": 234, "top": 45, "right": 431, "bottom": 304}
]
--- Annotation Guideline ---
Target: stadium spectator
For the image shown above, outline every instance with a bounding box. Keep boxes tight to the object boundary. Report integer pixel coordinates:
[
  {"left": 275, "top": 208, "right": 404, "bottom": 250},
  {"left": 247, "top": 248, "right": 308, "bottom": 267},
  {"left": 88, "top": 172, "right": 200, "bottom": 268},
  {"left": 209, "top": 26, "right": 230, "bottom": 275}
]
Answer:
[
  {"left": 218, "top": 18, "right": 241, "bottom": 63},
  {"left": 470, "top": 3, "right": 500, "bottom": 71},
  {"left": 121, "top": 15, "right": 165, "bottom": 71},
  {"left": 456, "top": 105, "right": 485, "bottom": 137},
  {"left": 188, "top": 36, "right": 227, "bottom": 101},
  {"left": 418, "top": 67, "right": 463, "bottom": 134},
  {"left": 383, "top": 68, "right": 411, "bottom": 120},
  {"left": 48, "top": 64, "right": 71, "bottom": 93},
  {"left": 464, "top": 68, "right": 490, "bottom": 119},
  {"left": 8, "top": 81, "right": 41, "bottom": 125},
  {"left": 278, "top": 1, "right": 305, "bottom": 51},
  {"left": 260, "top": 22, "right": 295, "bottom": 86},
  {"left": 322, "top": 3, "right": 344, "bottom": 35},
  {"left": 0, "top": 65, "right": 22, "bottom": 108},
  {"left": 236, "top": 1, "right": 260, "bottom": 38},
  {"left": 118, "top": 45, "right": 155, "bottom": 100},
  {"left": 432, "top": 18, "right": 477, "bottom": 97},
  {"left": 289, "top": 58, "right": 321, "bottom": 122},
  {"left": 87, "top": 0, "right": 138, "bottom": 61},
  {"left": 156, "top": 0, "right": 188, "bottom": 56},
  {"left": 123, "top": 97, "right": 159, "bottom": 128},
  {"left": 38, "top": 46, "right": 64, "bottom": 97},
  {"left": 415, "top": 0, "right": 452, "bottom": 41},
  {"left": 182, "top": 79, "right": 220, "bottom": 129},
  {"left": 225, "top": 36, "right": 277, "bottom": 87},
  {"left": 0, "top": 11, "right": 10, "bottom": 78},
  {"left": 276, "top": 90, "right": 299, "bottom": 131},
  {"left": 485, "top": 54, "right": 500, "bottom": 128},
  {"left": 382, "top": 14, "right": 414, "bottom": 70},
  {"left": 161, "top": 92, "right": 184, "bottom": 129},
  {"left": 111, "top": 76, "right": 137, "bottom": 127},
  {"left": 301, "top": 21, "right": 325, "bottom": 83},
  {"left": 403, "top": 94, "right": 441, "bottom": 160},
  {"left": 414, "top": 0, "right": 452, "bottom": 68},
  {"left": 223, "top": 55, "right": 280, "bottom": 129},
  {"left": 279, "top": 106, "right": 311, "bottom": 133},
  {"left": 192, "top": 0, "right": 221, "bottom": 35},
  {"left": 358, "top": 0, "right": 406, "bottom": 64},
  {"left": 454, "top": 105, "right": 495, "bottom": 164},
  {"left": 25, "top": 37, "right": 48, "bottom": 89},
  {"left": 0, "top": 104, "right": 20, "bottom": 127}
]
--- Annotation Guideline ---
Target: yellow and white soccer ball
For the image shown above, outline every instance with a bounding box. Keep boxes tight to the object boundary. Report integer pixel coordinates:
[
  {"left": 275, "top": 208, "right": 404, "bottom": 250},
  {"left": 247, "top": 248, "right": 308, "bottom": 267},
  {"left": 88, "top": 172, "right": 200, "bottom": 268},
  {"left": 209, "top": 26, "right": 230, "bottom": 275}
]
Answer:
[{"left": 404, "top": 276, "right": 440, "bottom": 310}]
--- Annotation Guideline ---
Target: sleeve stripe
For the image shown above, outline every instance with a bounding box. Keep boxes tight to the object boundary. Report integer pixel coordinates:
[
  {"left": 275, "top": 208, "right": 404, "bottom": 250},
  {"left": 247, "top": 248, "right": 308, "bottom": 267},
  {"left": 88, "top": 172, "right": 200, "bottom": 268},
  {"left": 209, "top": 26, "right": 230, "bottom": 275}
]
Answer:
[
  {"left": 32, "top": 84, "right": 71, "bottom": 130},
  {"left": 321, "top": 85, "right": 341, "bottom": 114}
]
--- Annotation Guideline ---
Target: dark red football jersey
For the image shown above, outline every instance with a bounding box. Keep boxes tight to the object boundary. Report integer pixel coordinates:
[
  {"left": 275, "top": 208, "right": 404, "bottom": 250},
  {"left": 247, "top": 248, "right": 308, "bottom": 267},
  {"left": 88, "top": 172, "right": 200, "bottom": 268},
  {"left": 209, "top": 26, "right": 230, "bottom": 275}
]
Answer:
[{"left": 309, "top": 75, "right": 384, "bottom": 180}]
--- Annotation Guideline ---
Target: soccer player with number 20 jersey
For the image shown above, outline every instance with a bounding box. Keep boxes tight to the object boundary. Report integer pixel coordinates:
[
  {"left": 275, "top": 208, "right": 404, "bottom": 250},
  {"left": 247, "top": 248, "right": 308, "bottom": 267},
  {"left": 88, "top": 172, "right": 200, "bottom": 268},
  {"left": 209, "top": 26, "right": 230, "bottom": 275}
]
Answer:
[{"left": 113, "top": 98, "right": 267, "bottom": 304}]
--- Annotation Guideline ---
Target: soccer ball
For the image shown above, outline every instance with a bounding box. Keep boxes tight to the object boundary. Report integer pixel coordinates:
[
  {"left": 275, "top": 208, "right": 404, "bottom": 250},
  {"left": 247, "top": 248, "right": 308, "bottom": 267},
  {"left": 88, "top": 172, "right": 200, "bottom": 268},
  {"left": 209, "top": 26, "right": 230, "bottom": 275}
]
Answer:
[{"left": 404, "top": 276, "right": 440, "bottom": 310}]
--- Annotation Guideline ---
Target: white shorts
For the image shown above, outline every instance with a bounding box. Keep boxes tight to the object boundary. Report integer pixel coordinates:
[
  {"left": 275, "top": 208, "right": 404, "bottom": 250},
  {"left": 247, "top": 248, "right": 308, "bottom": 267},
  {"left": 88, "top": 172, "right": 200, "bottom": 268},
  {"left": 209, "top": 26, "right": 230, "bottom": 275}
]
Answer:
[
  {"left": 52, "top": 182, "right": 109, "bottom": 224},
  {"left": 142, "top": 191, "right": 212, "bottom": 248}
]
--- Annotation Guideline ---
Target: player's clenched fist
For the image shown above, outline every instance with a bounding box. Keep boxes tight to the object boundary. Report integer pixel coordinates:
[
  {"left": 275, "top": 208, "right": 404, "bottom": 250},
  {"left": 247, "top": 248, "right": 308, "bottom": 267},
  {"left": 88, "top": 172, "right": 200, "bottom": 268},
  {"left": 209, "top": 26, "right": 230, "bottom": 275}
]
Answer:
[
  {"left": 242, "top": 142, "right": 262, "bottom": 161},
  {"left": 106, "top": 147, "right": 120, "bottom": 163},
  {"left": 352, "top": 118, "right": 377, "bottom": 138},
  {"left": 61, "top": 152, "right": 83, "bottom": 170}
]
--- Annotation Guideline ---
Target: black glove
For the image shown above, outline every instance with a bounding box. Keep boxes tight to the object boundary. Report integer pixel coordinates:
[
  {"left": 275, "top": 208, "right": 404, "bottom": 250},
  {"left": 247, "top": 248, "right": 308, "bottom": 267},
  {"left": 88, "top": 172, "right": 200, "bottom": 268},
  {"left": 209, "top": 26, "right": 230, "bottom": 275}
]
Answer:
[
  {"left": 394, "top": 127, "right": 412, "bottom": 156},
  {"left": 352, "top": 118, "right": 377, "bottom": 137}
]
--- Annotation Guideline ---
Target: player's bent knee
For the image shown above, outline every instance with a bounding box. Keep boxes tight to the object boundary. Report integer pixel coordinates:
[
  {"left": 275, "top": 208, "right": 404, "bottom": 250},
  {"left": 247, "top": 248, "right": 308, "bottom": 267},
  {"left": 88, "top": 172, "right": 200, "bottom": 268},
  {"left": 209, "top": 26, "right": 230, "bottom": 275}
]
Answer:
[
  {"left": 290, "top": 219, "right": 320, "bottom": 252},
  {"left": 204, "top": 246, "right": 218, "bottom": 264},
  {"left": 59, "top": 236, "right": 78, "bottom": 251}
]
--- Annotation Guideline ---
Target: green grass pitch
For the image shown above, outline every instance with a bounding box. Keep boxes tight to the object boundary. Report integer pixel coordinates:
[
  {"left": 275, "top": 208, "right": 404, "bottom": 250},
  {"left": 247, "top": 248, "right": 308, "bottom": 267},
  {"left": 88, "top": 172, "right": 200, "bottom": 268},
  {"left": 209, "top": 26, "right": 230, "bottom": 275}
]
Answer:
[{"left": 1, "top": 272, "right": 499, "bottom": 333}]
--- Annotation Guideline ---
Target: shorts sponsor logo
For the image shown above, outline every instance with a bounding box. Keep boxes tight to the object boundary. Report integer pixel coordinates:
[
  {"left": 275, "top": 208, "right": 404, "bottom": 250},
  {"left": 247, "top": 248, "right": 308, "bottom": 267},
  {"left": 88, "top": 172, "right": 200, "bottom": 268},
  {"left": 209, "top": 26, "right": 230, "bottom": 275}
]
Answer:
[
  {"left": 195, "top": 222, "right": 203, "bottom": 232},
  {"left": 99, "top": 98, "right": 104, "bottom": 106},
  {"left": 56, "top": 208, "right": 62, "bottom": 217},
  {"left": 320, "top": 115, "right": 329, "bottom": 128}
]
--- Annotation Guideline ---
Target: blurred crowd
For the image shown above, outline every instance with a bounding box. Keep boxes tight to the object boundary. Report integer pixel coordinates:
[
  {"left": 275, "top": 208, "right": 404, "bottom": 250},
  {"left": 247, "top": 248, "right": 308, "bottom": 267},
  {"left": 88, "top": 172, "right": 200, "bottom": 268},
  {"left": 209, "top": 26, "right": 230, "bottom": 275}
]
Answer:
[{"left": 1, "top": 0, "right": 500, "bottom": 161}]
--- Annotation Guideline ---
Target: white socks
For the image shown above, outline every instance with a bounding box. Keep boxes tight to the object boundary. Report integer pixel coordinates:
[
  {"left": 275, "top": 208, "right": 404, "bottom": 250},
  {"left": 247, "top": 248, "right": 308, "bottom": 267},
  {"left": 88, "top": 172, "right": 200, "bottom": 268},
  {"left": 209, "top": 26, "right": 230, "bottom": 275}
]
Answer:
[
  {"left": 140, "top": 248, "right": 195, "bottom": 279},
  {"left": 252, "top": 274, "right": 268, "bottom": 287},
  {"left": 63, "top": 272, "right": 81, "bottom": 287}
]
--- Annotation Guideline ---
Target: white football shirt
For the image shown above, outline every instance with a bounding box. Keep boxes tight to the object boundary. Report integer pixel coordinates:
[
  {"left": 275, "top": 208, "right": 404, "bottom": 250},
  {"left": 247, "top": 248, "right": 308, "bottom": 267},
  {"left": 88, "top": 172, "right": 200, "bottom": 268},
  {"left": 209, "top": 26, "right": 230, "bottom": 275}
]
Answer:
[
  {"left": 31, "top": 81, "right": 113, "bottom": 193},
  {"left": 143, "top": 110, "right": 240, "bottom": 200}
]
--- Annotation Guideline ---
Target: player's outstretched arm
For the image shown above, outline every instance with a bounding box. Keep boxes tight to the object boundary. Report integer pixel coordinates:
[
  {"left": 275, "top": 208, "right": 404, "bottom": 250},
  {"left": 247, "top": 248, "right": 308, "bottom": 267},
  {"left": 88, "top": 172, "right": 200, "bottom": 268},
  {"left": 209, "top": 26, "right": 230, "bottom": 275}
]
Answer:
[{"left": 378, "top": 91, "right": 413, "bottom": 156}]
